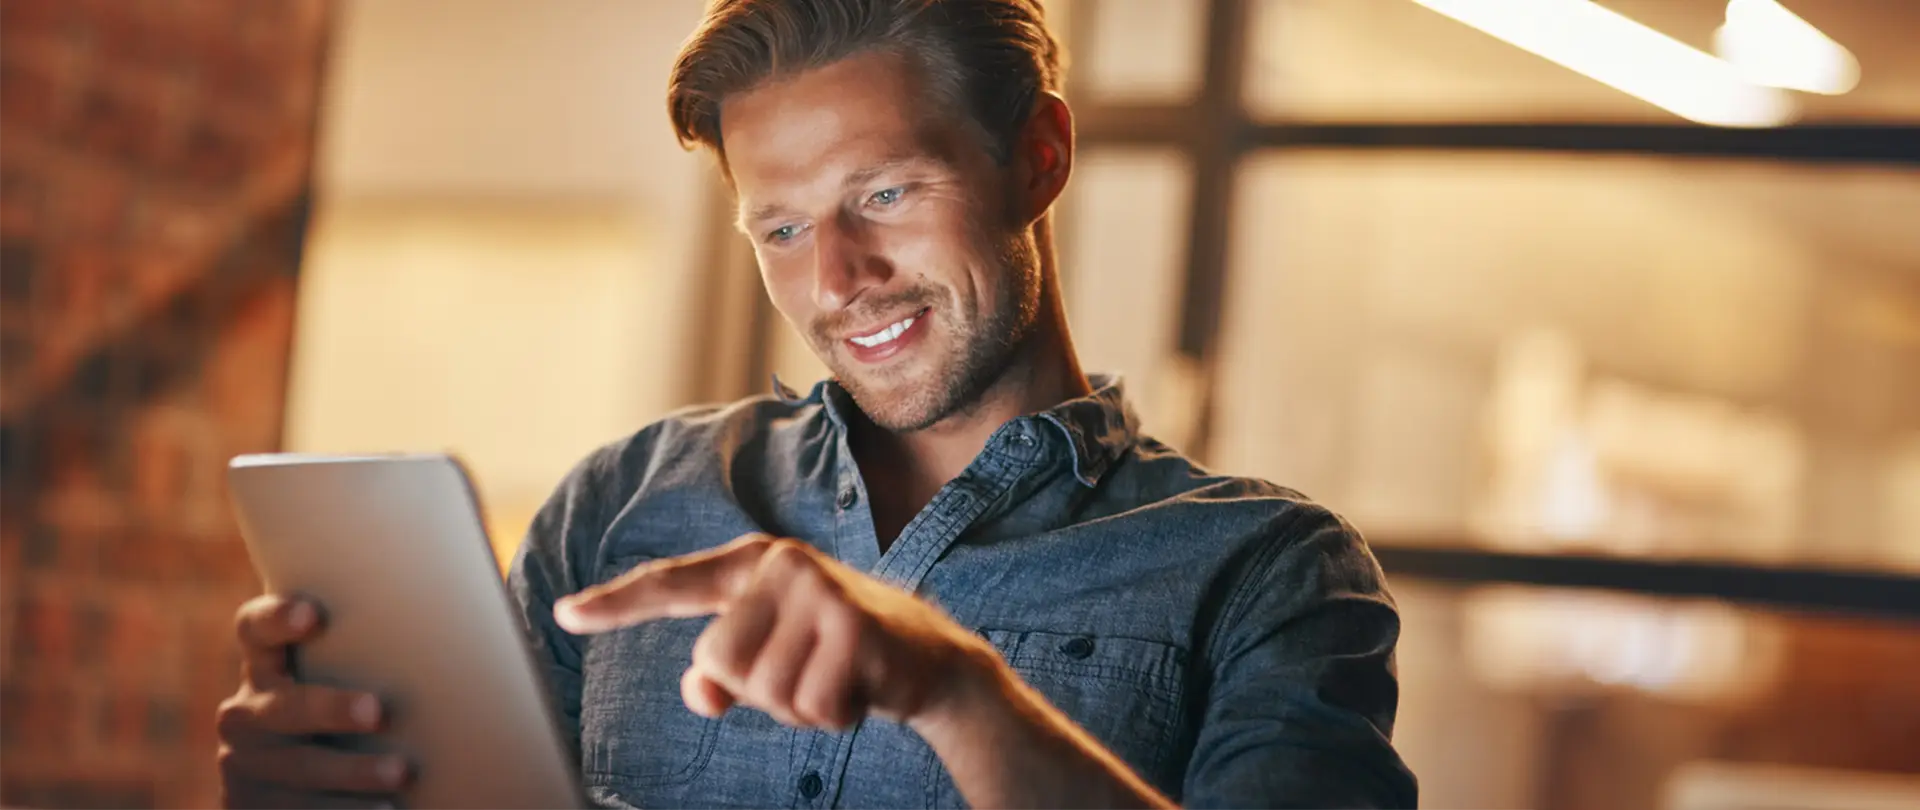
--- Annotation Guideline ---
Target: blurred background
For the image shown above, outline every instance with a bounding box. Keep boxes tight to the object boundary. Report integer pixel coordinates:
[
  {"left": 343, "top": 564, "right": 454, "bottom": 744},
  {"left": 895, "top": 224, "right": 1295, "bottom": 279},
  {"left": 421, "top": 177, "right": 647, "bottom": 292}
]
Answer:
[{"left": 1, "top": 0, "right": 1916, "bottom": 807}]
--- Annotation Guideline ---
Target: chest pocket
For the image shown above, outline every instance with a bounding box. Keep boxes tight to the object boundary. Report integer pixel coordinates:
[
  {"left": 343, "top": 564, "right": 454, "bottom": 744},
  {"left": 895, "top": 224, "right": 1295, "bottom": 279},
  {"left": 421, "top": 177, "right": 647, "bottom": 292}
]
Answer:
[
  {"left": 578, "top": 558, "right": 721, "bottom": 794},
  {"left": 927, "top": 629, "right": 1193, "bottom": 808}
]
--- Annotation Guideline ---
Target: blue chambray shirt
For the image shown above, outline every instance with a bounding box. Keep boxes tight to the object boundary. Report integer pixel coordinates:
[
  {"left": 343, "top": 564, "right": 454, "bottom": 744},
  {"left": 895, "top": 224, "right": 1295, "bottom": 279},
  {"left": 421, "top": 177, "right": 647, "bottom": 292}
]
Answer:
[{"left": 508, "top": 375, "right": 1416, "bottom": 809}]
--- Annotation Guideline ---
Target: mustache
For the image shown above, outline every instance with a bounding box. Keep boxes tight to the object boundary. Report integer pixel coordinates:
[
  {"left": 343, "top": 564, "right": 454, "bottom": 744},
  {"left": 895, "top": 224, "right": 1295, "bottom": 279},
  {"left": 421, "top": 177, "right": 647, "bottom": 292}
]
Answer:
[{"left": 810, "top": 287, "right": 939, "bottom": 342}]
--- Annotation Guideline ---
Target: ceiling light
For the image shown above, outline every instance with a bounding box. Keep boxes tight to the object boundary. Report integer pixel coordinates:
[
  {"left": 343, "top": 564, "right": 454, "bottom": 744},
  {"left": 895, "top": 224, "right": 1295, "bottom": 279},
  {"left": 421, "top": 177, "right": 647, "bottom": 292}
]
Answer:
[
  {"left": 1411, "top": 0, "right": 1797, "bottom": 127},
  {"left": 1714, "top": 0, "right": 1860, "bottom": 95}
]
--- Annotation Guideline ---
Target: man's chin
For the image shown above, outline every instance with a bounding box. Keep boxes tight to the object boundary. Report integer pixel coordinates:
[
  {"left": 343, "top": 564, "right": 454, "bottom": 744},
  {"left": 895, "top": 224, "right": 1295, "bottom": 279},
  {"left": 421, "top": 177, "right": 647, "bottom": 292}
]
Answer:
[{"left": 836, "top": 372, "right": 951, "bottom": 433}]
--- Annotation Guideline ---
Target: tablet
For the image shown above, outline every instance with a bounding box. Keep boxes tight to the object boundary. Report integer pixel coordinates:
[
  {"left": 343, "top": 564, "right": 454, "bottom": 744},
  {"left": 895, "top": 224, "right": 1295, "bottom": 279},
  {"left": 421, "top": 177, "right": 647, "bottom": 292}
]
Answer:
[{"left": 227, "top": 453, "right": 584, "bottom": 809}]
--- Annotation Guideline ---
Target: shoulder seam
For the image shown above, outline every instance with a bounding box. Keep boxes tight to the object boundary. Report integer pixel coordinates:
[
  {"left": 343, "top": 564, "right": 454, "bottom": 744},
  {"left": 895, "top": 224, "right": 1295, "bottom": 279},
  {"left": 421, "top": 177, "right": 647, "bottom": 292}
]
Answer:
[{"left": 1202, "top": 502, "right": 1336, "bottom": 665}]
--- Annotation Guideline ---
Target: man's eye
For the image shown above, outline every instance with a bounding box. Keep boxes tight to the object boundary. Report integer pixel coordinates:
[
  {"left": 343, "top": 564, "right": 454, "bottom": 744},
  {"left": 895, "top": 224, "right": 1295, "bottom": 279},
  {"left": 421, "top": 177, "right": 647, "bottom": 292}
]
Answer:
[
  {"left": 867, "top": 186, "right": 906, "bottom": 207},
  {"left": 766, "top": 224, "right": 800, "bottom": 244}
]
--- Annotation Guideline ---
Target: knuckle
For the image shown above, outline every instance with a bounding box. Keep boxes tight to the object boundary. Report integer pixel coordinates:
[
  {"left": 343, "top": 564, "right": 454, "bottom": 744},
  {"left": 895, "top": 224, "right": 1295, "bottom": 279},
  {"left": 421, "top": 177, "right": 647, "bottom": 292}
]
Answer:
[
  {"left": 214, "top": 695, "right": 253, "bottom": 739},
  {"left": 865, "top": 648, "right": 894, "bottom": 684},
  {"left": 313, "top": 685, "right": 347, "bottom": 715},
  {"left": 692, "top": 629, "right": 738, "bottom": 677},
  {"left": 265, "top": 686, "right": 326, "bottom": 733},
  {"left": 794, "top": 690, "right": 833, "bottom": 723},
  {"left": 712, "top": 638, "right": 753, "bottom": 678},
  {"left": 341, "top": 755, "right": 385, "bottom": 791},
  {"left": 792, "top": 564, "right": 840, "bottom": 604},
  {"left": 825, "top": 599, "right": 868, "bottom": 639},
  {"left": 761, "top": 538, "right": 809, "bottom": 570},
  {"left": 304, "top": 687, "right": 351, "bottom": 728},
  {"left": 745, "top": 654, "right": 788, "bottom": 696},
  {"left": 232, "top": 596, "right": 272, "bottom": 638}
]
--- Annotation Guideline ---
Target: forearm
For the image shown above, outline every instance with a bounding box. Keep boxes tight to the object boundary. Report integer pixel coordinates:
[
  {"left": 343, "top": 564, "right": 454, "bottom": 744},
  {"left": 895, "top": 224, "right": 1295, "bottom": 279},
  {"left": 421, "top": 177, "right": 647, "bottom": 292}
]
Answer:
[{"left": 909, "top": 649, "right": 1176, "bottom": 810}]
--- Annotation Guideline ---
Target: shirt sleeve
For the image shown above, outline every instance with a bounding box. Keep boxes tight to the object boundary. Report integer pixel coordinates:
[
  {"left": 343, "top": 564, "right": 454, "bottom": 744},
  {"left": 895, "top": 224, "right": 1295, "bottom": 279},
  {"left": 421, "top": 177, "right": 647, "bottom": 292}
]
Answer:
[
  {"left": 1181, "top": 506, "right": 1419, "bottom": 809},
  {"left": 505, "top": 441, "right": 630, "bottom": 764}
]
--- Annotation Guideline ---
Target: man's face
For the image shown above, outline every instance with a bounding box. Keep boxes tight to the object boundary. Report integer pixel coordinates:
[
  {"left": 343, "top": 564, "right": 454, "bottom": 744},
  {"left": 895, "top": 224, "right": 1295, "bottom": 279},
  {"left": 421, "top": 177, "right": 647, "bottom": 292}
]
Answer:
[{"left": 721, "top": 50, "right": 1042, "bottom": 432}]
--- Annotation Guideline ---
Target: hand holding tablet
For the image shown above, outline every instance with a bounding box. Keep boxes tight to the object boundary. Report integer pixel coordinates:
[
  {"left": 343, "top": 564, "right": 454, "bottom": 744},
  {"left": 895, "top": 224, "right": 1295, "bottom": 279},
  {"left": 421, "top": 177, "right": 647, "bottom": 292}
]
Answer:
[{"left": 220, "top": 454, "right": 583, "bottom": 809}]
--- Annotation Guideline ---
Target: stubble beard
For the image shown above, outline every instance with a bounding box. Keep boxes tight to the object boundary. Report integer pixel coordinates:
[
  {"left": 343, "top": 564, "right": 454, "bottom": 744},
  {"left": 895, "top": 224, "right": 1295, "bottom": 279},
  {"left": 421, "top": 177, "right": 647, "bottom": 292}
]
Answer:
[{"left": 816, "top": 232, "right": 1042, "bottom": 434}]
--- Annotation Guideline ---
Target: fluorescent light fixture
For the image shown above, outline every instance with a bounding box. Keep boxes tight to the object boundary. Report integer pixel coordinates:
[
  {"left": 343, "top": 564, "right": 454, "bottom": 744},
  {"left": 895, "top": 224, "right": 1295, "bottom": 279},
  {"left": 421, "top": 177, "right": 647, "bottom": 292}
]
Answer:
[
  {"left": 1714, "top": 0, "right": 1860, "bottom": 95},
  {"left": 1411, "top": 0, "right": 1797, "bottom": 127}
]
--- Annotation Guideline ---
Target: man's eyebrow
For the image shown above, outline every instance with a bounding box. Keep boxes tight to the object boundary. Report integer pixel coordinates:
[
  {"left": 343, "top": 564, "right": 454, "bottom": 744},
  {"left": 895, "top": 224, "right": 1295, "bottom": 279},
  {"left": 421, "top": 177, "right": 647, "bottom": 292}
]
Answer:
[
  {"left": 740, "top": 202, "right": 794, "bottom": 231},
  {"left": 842, "top": 157, "right": 931, "bottom": 189},
  {"left": 737, "top": 157, "right": 939, "bottom": 231}
]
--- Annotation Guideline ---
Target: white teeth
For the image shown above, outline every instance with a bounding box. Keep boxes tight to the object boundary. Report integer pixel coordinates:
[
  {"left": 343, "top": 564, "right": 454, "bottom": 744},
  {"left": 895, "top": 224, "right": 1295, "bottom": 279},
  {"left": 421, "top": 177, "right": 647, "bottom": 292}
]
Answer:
[{"left": 850, "top": 314, "right": 917, "bottom": 348}]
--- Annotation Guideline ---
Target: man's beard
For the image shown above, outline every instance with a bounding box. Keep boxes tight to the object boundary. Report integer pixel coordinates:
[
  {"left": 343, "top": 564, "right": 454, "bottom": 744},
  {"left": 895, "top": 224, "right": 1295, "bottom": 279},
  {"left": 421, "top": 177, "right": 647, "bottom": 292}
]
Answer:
[{"left": 809, "top": 234, "right": 1041, "bottom": 433}]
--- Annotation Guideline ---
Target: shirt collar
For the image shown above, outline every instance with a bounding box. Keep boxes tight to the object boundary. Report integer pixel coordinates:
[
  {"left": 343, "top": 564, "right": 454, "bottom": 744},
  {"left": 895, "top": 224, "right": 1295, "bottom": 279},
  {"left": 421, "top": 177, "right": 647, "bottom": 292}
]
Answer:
[
  {"left": 770, "top": 372, "right": 1139, "bottom": 488},
  {"left": 771, "top": 373, "right": 859, "bottom": 428},
  {"left": 1032, "top": 374, "right": 1137, "bottom": 487}
]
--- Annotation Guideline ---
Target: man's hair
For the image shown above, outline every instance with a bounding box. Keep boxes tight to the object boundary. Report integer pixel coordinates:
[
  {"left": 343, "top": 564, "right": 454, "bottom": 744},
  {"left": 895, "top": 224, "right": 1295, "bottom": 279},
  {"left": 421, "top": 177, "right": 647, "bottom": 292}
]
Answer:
[{"left": 668, "top": 0, "right": 1065, "bottom": 165}]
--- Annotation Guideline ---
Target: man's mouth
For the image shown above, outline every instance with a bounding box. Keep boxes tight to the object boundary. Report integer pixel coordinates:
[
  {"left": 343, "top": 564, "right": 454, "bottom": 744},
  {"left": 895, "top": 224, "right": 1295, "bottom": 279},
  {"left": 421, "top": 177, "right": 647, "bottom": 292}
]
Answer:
[{"left": 846, "top": 308, "right": 929, "bottom": 348}]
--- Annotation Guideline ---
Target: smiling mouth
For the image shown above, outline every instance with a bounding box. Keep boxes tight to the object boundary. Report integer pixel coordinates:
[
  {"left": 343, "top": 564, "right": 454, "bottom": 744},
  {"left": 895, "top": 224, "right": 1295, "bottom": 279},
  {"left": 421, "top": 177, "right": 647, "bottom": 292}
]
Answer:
[{"left": 846, "top": 308, "right": 929, "bottom": 348}]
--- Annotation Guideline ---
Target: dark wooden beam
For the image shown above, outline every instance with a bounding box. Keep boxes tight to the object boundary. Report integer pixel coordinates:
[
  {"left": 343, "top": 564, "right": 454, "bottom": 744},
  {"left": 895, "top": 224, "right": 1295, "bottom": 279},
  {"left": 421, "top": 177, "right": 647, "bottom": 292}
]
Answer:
[
  {"left": 1074, "top": 103, "right": 1197, "bottom": 145},
  {"left": 1166, "top": 0, "right": 1256, "bottom": 461},
  {"left": 1371, "top": 544, "right": 1920, "bottom": 622},
  {"left": 1173, "top": 0, "right": 1252, "bottom": 361},
  {"left": 1255, "top": 122, "right": 1920, "bottom": 164},
  {"left": 1079, "top": 109, "right": 1920, "bottom": 166}
]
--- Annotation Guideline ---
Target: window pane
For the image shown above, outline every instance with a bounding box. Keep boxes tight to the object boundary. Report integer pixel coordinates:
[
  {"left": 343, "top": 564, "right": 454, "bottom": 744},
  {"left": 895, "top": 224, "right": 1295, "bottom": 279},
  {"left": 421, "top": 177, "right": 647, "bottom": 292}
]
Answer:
[
  {"left": 1393, "top": 580, "right": 1920, "bottom": 809},
  {"left": 1058, "top": 148, "right": 1198, "bottom": 445},
  {"left": 1074, "top": 0, "right": 1206, "bottom": 103},
  {"left": 287, "top": 200, "right": 667, "bottom": 565},
  {"left": 1246, "top": 0, "right": 1920, "bottom": 123},
  {"left": 1213, "top": 151, "right": 1920, "bottom": 572}
]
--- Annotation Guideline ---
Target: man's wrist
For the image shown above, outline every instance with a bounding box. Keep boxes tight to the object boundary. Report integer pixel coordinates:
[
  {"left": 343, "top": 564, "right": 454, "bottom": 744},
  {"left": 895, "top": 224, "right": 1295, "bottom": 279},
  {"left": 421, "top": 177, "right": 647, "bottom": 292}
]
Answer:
[{"left": 908, "top": 636, "right": 1018, "bottom": 745}]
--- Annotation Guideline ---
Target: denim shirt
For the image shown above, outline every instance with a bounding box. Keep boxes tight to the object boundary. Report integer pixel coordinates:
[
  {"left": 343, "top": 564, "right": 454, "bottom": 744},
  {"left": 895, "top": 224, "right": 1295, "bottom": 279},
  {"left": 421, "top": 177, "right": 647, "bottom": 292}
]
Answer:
[{"left": 508, "top": 376, "right": 1416, "bottom": 809}]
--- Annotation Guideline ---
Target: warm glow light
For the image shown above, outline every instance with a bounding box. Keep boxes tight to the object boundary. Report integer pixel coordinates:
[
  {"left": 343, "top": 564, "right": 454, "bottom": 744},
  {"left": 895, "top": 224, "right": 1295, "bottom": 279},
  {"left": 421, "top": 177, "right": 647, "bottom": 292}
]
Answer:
[
  {"left": 1714, "top": 0, "right": 1860, "bottom": 95},
  {"left": 1411, "top": 0, "right": 1797, "bottom": 127}
]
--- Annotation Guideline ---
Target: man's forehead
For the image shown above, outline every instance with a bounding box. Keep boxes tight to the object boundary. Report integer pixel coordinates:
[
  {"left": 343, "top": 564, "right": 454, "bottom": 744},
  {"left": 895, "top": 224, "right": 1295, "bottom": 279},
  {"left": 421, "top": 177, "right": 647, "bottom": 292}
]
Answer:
[{"left": 721, "top": 60, "right": 942, "bottom": 169}]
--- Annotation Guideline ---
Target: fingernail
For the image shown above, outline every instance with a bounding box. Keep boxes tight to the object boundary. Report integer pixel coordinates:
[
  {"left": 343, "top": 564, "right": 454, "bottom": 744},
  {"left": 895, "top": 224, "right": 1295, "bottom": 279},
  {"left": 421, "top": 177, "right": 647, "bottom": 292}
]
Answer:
[
  {"left": 287, "top": 601, "right": 315, "bottom": 631},
  {"left": 352, "top": 695, "right": 382, "bottom": 728},
  {"left": 554, "top": 599, "right": 589, "bottom": 632},
  {"left": 376, "top": 756, "right": 407, "bottom": 786}
]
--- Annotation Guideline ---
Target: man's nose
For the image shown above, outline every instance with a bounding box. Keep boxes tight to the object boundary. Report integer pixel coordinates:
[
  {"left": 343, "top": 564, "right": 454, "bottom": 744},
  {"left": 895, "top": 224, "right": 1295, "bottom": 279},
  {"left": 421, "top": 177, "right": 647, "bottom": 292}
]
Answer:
[{"left": 812, "top": 215, "right": 892, "bottom": 312}]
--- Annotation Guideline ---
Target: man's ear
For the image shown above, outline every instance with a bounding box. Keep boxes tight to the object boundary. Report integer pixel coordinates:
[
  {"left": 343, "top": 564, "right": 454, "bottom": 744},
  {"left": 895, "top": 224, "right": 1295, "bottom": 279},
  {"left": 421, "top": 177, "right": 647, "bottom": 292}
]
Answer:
[{"left": 1012, "top": 90, "right": 1074, "bottom": 225}]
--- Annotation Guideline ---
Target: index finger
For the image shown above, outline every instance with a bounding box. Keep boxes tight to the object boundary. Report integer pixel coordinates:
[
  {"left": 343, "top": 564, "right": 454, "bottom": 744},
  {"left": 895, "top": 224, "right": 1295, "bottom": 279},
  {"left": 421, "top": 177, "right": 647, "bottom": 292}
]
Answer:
[
  {"left": 235, "top": 594, "right": 322, "bottom": 687},
  {"left": 554, "top": 534, "right": 776, "bottom": 634}
]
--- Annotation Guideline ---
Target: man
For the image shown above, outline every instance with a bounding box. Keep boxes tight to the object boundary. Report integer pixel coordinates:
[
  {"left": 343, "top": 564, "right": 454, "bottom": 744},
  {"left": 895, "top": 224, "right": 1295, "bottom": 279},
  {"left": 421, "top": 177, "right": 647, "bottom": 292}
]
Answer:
[{"left": 214, "top": 0, "right": 1416, "bottom": 807}]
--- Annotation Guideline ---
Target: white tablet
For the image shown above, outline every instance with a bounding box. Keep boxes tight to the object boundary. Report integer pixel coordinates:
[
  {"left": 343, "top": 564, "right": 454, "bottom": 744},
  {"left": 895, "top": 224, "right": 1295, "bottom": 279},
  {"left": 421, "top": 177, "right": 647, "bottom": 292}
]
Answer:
[{"left": 227, "top": 453, "right": 583, "bottom": 809}]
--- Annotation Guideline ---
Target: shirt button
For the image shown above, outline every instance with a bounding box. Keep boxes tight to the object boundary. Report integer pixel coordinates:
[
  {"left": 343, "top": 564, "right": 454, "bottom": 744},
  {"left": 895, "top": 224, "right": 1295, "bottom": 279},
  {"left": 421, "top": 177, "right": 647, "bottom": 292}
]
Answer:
[
  {"left": 1060, "top": 636, "right": 1095, "bottom": 659},
  {"left": 798, "top": 771, "right": 824, "bottom": 799},
  {"left": 836, "top": 486, "right": 858, "bottom": 510},
  {"left": 1012, "top": 432, "right": 1035, "bottom": 447}
]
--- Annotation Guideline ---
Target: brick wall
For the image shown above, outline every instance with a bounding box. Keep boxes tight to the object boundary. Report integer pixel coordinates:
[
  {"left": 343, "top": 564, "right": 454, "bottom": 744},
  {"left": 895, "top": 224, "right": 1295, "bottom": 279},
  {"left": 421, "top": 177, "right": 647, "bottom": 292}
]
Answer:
[{"left": 0, "top": 1, "right": 331, "bottom": 806}]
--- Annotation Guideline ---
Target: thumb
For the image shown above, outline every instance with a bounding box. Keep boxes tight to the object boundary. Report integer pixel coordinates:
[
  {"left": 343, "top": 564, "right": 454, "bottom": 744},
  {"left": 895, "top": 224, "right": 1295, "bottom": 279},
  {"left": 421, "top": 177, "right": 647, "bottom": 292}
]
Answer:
[{"left": 681, "top": 662, "right": 736, "bottom": 718}]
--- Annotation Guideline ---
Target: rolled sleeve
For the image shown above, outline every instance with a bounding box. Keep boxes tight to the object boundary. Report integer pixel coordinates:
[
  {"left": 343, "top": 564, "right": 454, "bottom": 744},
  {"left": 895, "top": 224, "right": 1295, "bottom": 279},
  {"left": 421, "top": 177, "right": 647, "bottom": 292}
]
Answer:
[{"left": 1182, "top": 508, "right": 1418, "bottom": 809}]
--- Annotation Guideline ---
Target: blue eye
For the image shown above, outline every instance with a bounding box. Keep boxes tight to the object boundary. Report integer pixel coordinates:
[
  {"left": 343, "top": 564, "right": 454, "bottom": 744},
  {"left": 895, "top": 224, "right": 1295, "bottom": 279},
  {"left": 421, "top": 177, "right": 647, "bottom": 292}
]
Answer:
[
  {"left": 767, "top": 224, "right": 800, "bottom": 244},
  {"left": 868, "top": 186, "right": 906, "bottom": 207}
]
